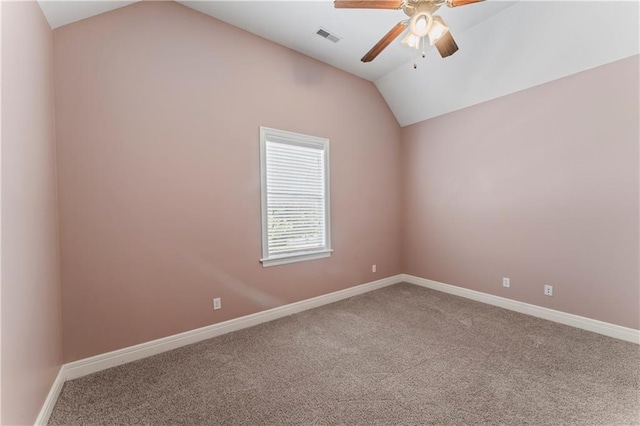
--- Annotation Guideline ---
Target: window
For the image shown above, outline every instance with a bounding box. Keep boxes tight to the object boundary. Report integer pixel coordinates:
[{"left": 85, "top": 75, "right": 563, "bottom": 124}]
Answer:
[{"left": 260, "top": 127, "right": 331, "bottom": 267}]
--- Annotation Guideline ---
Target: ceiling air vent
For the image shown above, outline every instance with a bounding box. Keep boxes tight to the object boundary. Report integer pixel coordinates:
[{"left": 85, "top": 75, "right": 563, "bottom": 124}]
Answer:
[{"left": 315, "top": 27, "right": 341, "bottom": 43}]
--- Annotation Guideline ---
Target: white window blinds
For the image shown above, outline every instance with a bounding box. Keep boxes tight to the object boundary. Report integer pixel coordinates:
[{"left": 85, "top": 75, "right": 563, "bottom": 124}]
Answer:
[{"left": 260, "top": 127, "right": 331, "bottom": 267}]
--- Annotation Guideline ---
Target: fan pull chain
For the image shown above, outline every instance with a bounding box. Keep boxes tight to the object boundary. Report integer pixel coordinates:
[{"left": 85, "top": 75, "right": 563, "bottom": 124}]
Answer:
[{"left": 413, "top": 36, "right": 426, "bottom": 70}]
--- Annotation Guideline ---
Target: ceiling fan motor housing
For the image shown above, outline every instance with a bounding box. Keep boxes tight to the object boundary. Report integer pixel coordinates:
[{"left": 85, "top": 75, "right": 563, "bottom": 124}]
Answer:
[{"left": 403, "top": 0, "right": 442, "bottom": 17}]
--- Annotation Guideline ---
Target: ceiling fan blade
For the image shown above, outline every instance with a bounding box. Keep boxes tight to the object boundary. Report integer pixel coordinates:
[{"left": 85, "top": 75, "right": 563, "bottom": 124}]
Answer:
[
  {"left": 334, "top": 0, "right": 403, "bottom": 9},
  {"left": 361, "top": 21, "right": 408, "bottom": 62},
  {"left": 446, "top": 0, "right": 484, "bottom": 7},
  {"left": 435, "top": 30, "right": 459, "bottom": 58}
]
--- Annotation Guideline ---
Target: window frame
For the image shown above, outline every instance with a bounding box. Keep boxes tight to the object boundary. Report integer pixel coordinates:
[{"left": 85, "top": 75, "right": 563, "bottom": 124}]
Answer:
[{"left": 259, "top": 126, "right": 332, "bottom": 267}]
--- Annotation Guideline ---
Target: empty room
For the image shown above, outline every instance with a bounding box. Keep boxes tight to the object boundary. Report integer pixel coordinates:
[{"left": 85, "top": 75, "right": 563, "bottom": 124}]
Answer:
[{"left": 1, "top": 0, "right": 639, "bottom": 424}]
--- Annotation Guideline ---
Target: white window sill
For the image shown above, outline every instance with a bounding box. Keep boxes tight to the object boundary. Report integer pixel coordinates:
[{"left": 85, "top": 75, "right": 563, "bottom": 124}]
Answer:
[{"left": 260, "top": 249, "right": 333, "bottom": 268}]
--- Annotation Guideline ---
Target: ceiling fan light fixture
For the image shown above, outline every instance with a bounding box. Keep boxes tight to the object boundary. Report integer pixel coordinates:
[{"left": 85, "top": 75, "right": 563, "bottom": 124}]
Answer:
[
  {"left": 409, "top": 11, "right": 433, "bottom": 38},
  {"left": 428, "top": 16, "right": 450, "bottom": 45},
  {"left": 401, "top": 32, "right": 420, "bottom": 49}
]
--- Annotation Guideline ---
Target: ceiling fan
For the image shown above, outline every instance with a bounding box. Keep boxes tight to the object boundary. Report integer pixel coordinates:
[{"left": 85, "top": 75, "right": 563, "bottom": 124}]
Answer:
[{"left": 334, "top": 0, "right": 485, "bottom": 63}]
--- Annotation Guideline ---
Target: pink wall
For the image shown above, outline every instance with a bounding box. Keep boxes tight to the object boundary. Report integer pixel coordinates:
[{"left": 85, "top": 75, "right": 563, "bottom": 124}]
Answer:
[
  {"left": 53, "top": 2, "right": 402, "bottom": 362},
  {"left": 401, "top": 56, "right": 640, "bottom": 329},
  {"left": 1, "top": 1, "right": 64, "bottom": 424}
]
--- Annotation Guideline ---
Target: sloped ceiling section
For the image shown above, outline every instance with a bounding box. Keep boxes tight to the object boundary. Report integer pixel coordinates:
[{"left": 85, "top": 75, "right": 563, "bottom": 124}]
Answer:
[
  {"left": 377, "top": 1, "right": 640, "bottom": 126},
  {"left": 38, "top": 0, "right": 136, "bottom": 28},
  {"left": 178, "top": 0, "right": 515, "bottom": 83}
]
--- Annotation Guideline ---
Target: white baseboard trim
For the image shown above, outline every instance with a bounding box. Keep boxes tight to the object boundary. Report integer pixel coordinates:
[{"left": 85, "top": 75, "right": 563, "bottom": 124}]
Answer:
[
  {"left": 401, "top": 274, "right": 640, "bottom": 344},
  {"left": 38, "top": 272, "right": 638, "bottom": 424},
  {"left": 64, "top": 274, "right": 403, "bottom": 381},
  {"left": 34, "top": 366, "right": 65, "bottom": 426}
]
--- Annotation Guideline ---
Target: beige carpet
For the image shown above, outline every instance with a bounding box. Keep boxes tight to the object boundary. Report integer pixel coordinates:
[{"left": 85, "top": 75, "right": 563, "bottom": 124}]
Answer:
[{"left": 49, "top": 283, "right": 640, "bottom": 425}]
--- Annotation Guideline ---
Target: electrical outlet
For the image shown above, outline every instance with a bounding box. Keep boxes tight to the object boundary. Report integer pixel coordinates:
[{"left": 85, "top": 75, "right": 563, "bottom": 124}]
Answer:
[
  {"left": 502, "top": 277, "right": 510, "bottom": 288},
  {"left": 544, "top": 285, "right": 553, "bottom": 297},
  {"left": 372, "top": 265, "right": 377, "bottom": 273},
  {"left": 213, "top": 297, "right": 221, "bottom": 310}
]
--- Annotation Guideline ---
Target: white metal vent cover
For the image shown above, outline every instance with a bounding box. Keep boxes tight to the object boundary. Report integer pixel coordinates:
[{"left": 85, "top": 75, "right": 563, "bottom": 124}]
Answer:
[{"left": 315, "top": 27, "right": 341, "bottom": 43}]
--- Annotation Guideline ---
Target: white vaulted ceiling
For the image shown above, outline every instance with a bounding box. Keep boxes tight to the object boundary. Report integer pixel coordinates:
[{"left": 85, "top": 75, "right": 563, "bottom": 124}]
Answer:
[
  {"left": 37, "top": 0, "right": 639, "bottom": 126},
  {"left": 376, "top": 1, "right": 640, "bottom": 125},
  {"left": 37, "top": 0, "right": 137, "bottom": 29}
]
